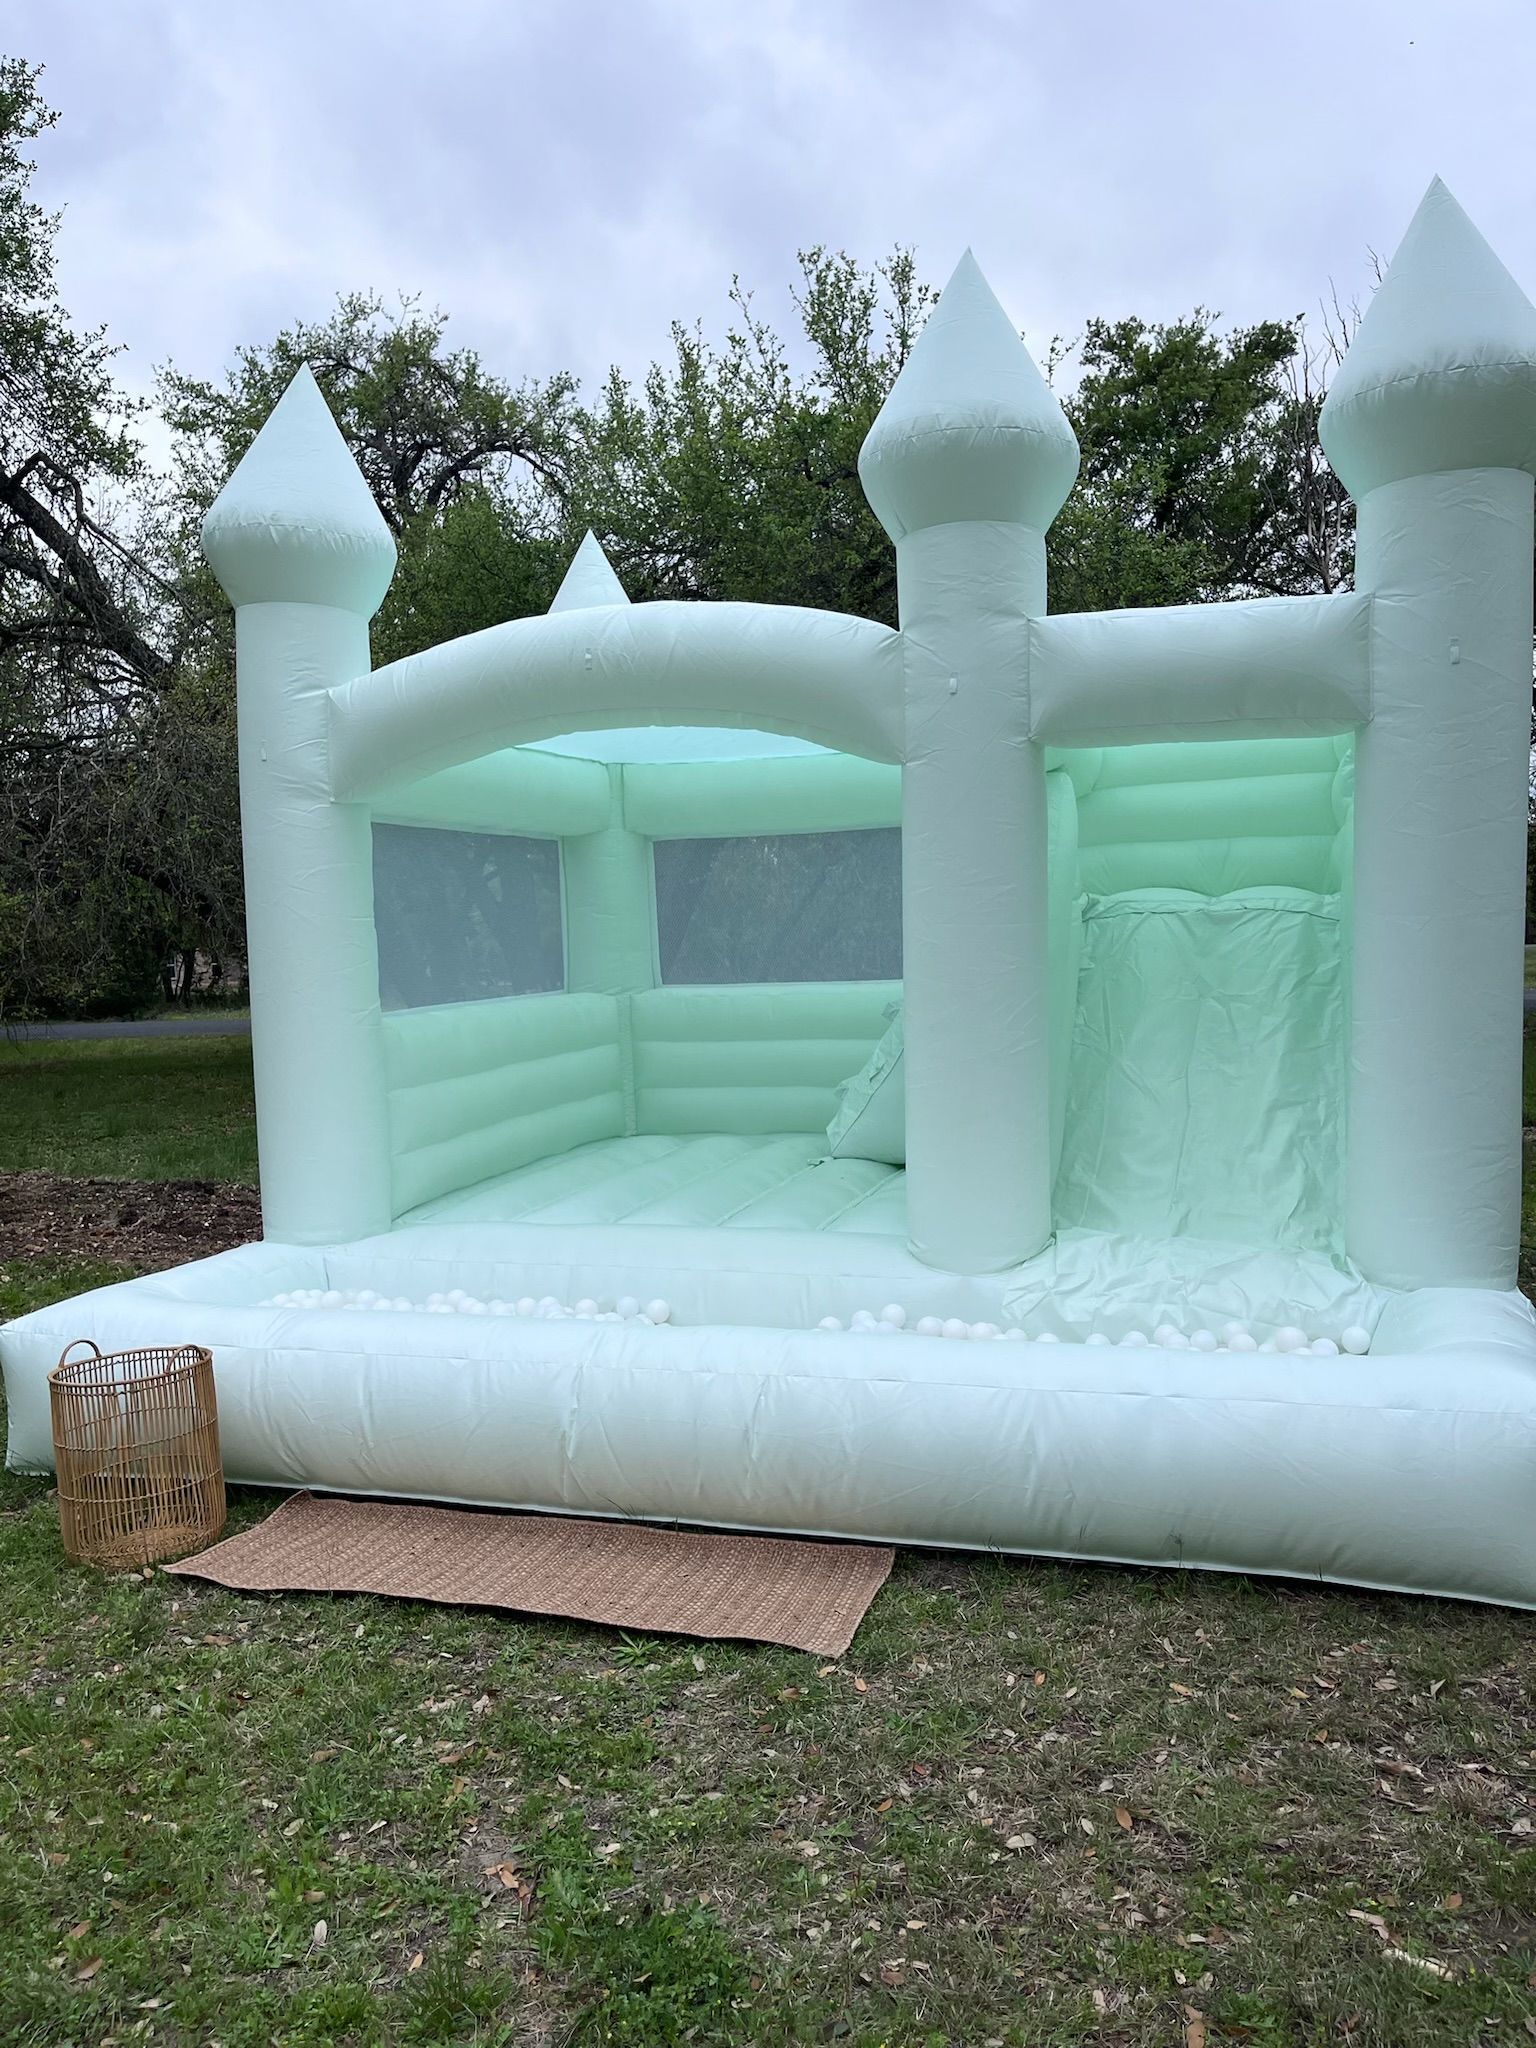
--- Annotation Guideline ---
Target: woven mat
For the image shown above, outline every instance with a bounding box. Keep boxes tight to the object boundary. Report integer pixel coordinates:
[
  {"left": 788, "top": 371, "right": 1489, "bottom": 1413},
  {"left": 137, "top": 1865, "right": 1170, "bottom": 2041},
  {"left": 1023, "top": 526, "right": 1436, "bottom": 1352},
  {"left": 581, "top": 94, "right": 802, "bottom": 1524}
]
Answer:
[{"left": 166, "top": 1492, "right": 893, "bottom": 1656}]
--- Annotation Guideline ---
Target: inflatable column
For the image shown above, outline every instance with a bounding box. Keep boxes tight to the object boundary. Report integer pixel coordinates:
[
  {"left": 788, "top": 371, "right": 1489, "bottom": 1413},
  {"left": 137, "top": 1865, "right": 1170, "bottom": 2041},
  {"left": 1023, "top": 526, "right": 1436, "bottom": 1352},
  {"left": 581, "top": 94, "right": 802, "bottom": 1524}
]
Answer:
[
  {"left": 202, "top": 368, "right": 398, "bottom": 1244},
  {"left": 1320, "top": 181, "right": 1536, "bottom": 1289},
  {"left": 555, "top": 536, "right": 657, "bottom": 1003},
  {"left": 859, "top": 254, "right": 1079, "bottom": 1272}
]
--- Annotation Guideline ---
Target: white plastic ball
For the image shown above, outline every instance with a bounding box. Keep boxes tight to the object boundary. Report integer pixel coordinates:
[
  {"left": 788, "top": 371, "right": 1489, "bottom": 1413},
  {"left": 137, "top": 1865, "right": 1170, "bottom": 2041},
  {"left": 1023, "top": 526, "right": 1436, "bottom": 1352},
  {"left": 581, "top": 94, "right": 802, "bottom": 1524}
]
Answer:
[
  {"left": 321, "top": 1290, "right": 343, "bottom": 1310},
  {"left": 851, "top": 1309, "right": 878, "bottom": 1330},
  {"left": 1035, "top": 1329, "right": 1060, "bottom": 1343},
  {"left": 616, "top": 1296, "right": 641, "bottom": 1320},
  {"left": 575, "top": 1298, "right": 598, "bottom": 1318},
  {"left": 817, "top": 1316, "right": 843, "bottom": 1332},
  {"left": 1153, "top": 1324, "right": 1182, "bottom": 1347},
  {"left": 1341, "top": 1325, "right": 1371, "bottom": 1355},
  {"left": 645, "top": 1299, "right": 672, "bottom": 1325},
  {"left": 880, "top": 1304, "right": 907, "bottom": 1329},
  {"left": 1003, "top": 1327, "right": 1028, "bottom": 1341},
  {"left": 538, "top": 1296, "right": 561, "bottom": 1314},
  {"left": 941, "top": 1317, "right": 969, "bottom": 1340},
  {"left": 970, "top": 1322, "right": 1000, "bottom": 1341},
  {"left": 1227, "top": 1330, "right": 1257, "bottom": 1353},
  {"left": 1309, "top": 1336, "right": 1339, "bottom": 1356},
  {"left": 1086, "top": 1331, "right": 1111, "bottom": 1346},
  {"left": 516, "top": 1297, "right": 536, "bottom": 1316},
  {"left": 915, "top": 1316, "right": 944, "bottom": 1338},
  {"left": 1220, "top": 1320, "right": 1248, "bottom": 1342},
  {"left": 1274, "top": 1326, "right": 1308, "bottom": 1354},
  {"left": 1257, "top": 1339, "right": 1277, "bottom": 1353},
  {"left": 1119, "top": 1330, "right": 1149, "bottom": 1347},
  {"left": 1159, "top": 1330, "right": 1191, "bottom": 1351},
  {"left": 1191, "top": 1330, "right": 1219, "bottom": 1352}
]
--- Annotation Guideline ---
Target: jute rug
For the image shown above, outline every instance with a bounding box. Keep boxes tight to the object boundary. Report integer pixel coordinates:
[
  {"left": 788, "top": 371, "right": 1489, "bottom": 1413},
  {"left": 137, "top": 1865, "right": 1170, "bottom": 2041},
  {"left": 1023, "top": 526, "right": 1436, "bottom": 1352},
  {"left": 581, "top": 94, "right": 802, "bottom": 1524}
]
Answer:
[{"left": 166, "top": 1492, "right": 893, "bottom": 1656}]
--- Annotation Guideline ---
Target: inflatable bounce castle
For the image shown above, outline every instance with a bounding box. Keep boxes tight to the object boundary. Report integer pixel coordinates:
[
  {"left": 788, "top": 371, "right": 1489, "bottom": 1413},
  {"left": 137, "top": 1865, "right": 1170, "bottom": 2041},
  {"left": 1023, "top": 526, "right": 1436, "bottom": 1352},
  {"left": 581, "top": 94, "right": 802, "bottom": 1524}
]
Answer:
[{"left": 7, "top": 179, "right": 1536, "bottom": 1605}]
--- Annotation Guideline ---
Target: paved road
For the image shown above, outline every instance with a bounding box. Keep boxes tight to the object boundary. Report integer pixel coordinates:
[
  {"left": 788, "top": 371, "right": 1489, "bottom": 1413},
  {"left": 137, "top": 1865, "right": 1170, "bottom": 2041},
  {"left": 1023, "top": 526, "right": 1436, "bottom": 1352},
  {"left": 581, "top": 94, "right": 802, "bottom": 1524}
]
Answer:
[{"left": 6, "top": 1017, "right": 251, "bottom": 1041}]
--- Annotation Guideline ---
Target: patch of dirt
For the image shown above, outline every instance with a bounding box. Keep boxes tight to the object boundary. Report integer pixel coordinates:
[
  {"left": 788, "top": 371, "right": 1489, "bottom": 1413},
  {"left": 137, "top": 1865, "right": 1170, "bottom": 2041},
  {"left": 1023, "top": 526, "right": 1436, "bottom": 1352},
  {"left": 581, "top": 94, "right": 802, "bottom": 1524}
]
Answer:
[{"left": 0, "top": 1171, "right": 261, "bottom": 1270}]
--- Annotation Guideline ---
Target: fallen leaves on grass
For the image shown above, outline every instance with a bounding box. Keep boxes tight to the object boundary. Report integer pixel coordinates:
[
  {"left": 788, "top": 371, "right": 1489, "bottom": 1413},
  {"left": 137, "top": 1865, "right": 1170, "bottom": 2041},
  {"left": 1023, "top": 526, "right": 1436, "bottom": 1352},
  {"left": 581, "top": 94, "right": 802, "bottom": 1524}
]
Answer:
[{"left": 1346, "top": 1908, "right": 1454, "bottom": 1979}]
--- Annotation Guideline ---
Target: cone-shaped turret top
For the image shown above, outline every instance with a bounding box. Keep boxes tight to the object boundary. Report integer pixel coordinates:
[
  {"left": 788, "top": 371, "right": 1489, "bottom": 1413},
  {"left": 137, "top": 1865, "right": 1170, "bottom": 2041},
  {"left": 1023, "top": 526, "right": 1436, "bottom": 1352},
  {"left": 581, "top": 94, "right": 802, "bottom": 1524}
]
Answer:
[
  {"left": 1320, "top": 178, "right": 1536, "bottom": 497},
  {"left": 201, "top": 366, "right": 397, "bottom": 616},
  {"left": 548, "top": 531, "right": 630, "bottom": 612},
  {"left": 859, "top": 251, "right": 1079, "bottom": 542}
]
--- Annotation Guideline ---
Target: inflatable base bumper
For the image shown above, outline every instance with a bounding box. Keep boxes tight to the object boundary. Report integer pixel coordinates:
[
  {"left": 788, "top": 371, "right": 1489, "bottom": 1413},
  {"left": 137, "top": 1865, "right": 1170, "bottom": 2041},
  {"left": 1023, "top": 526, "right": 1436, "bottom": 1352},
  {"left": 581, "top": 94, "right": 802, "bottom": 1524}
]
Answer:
[{"left": 5, "top": 1228, "right": 1534, "bottom": 1609}]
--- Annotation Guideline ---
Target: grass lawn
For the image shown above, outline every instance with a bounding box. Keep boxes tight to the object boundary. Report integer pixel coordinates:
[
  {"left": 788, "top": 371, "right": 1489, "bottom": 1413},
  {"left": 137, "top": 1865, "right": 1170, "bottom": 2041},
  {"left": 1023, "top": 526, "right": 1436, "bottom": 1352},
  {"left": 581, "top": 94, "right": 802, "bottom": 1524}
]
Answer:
[
  {"left": 0, "top": 1037, "right": 258, "bottom": 1183},
  {"left": 2, "top": 1043, "right": 1535, "bottom": 2044}
]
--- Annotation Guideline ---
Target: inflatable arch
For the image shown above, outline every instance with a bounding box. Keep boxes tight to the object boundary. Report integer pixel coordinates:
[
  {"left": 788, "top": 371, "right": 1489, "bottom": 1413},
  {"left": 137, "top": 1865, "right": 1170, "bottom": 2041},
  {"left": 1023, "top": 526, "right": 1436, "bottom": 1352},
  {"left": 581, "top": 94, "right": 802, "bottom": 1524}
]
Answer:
[{"left": 9, "top": 178, "right": 1536, "bottom": 1605}]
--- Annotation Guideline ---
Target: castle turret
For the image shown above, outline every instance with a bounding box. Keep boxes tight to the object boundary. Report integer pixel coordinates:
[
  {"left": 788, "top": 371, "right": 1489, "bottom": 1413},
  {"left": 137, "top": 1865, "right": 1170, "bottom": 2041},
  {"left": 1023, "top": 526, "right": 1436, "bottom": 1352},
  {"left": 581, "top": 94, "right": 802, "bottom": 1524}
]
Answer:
[
  {"left": 203, "top": 368, "right": 397, "bottom": 1243},
  {"left": 1319, "top": 180, "right": 1536, "bottom": 1289},
  {"left": 861, "top": 252, "right": 1079, "bottom": 1273},
  {"left": 549, "top": 529, "right": 630, "bottom": 613}
]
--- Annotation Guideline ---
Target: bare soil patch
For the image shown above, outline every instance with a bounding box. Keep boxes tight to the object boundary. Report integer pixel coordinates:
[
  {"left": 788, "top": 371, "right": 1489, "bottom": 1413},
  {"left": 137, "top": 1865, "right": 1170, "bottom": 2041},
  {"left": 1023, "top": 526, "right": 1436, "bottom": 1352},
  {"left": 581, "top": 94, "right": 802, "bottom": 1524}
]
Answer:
[{"left": 0, "top": 1170, "right": 260, "bottom": 1270}]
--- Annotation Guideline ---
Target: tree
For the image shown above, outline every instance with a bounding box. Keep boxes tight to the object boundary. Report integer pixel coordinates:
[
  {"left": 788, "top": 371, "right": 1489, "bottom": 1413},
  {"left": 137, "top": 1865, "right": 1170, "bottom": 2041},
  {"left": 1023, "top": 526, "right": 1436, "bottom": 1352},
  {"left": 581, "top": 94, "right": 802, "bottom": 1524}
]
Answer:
[
  {"left": 562, "top": 249, "right": 934, "bottom": 625},
  {"left": 159, "top": 294, "right": 579, "bottom": 666},
  {"left": 4, "top": 54, "right": 1364, "bottom": 1014},
  {"left": 0, "top": 59, "right": 241, "bottom": 1016},
  {"left": 1048, "top": 311, "right": 1353, "bottom": 614}
]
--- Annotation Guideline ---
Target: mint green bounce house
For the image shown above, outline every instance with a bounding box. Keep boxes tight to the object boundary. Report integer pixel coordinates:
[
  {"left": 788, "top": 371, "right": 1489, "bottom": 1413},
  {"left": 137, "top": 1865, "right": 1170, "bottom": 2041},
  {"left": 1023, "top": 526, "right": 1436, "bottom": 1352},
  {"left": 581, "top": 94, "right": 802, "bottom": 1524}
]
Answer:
[{"left": 8, "top": 180, "right": 1536, "bottom": 1604}]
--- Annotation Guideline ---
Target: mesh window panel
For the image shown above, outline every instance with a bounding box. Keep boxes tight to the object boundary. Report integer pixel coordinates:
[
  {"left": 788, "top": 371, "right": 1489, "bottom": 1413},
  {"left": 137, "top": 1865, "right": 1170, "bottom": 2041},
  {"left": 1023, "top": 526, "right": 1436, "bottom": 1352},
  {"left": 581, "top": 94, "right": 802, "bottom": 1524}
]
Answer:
[
  {"left": 654, "top": 829, "right": 902, "bottom": 984},
  {"left": 372, "top": 824, "right": 564, "bottom": 1011}
]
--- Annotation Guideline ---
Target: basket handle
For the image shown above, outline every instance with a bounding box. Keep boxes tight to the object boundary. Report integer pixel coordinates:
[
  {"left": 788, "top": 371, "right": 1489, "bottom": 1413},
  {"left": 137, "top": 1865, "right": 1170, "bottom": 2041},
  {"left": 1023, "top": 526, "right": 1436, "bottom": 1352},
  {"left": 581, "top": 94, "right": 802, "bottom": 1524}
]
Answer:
[{"left": 51, "top": 1338, "right": 103, "bottom": 1377}]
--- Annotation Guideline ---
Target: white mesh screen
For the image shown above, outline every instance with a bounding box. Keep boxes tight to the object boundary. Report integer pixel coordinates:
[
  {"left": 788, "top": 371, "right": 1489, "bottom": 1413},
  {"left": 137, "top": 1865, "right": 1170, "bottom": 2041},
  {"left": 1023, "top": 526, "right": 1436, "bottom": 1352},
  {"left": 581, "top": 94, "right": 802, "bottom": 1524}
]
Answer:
[
  {"left": 372, "top": 824, "right": 564, "bottom": 1011},
  {"left": 654, "top": 829, "right": 901, "bottom": 984}
]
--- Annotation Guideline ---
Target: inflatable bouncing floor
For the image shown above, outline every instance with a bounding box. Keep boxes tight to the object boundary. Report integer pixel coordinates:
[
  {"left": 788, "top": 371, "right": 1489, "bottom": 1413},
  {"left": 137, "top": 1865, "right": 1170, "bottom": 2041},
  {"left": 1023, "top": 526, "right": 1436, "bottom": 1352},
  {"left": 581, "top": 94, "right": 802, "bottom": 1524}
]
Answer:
[{"left": 9, "top": 179, "right": 1536, "bottom": 1606}]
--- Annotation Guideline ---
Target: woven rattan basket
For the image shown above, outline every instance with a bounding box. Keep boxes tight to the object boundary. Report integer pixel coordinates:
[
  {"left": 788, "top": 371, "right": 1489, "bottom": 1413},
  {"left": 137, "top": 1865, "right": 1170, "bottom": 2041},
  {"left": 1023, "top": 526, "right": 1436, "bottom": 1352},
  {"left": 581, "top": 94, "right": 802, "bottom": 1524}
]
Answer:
[{"left": 48, "top": 1340, "right": 225, "bottom": 1567}]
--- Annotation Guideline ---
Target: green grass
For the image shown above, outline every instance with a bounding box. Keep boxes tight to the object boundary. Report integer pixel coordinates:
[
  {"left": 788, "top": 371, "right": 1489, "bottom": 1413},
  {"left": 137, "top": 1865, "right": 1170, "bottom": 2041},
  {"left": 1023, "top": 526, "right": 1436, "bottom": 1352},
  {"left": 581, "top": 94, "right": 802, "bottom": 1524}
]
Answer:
[
  {"left": 0, "top": 1038, "right": 257, "bottom": 1182},
  {"left": 1, "top": 1045, "right": 1535, "bottom": 2040},
  {"left": 2, "top": 1321, "right": 1534, "bottom": 2045}
]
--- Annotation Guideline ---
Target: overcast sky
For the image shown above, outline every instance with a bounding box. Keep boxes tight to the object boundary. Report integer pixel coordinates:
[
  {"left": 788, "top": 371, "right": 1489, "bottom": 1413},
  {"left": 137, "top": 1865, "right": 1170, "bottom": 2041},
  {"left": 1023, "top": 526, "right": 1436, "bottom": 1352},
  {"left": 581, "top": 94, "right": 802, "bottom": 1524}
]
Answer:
[{"left": 14, "top": 0, "right": 1536, "bottom": 438}]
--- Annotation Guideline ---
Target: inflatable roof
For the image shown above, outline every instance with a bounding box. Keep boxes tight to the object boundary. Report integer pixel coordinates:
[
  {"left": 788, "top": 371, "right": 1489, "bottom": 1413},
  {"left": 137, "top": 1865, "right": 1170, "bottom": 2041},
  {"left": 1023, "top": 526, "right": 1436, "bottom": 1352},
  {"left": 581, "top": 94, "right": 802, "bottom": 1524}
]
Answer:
[{"left": 8, "top": 179, "right": 1536, "bottom": 1607}]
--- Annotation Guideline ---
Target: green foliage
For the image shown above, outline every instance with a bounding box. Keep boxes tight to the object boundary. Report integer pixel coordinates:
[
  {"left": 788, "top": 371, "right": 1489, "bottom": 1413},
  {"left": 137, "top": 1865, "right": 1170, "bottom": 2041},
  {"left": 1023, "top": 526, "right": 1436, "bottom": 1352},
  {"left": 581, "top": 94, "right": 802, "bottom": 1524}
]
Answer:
[
  {"left": 1051, "top": 312, "right": 1353, "bottom": 610},
  {"left": 4, "top": 60, "right": 1359, "bottom": 1017},
  {"left": 159, "top": 291, "right": 578, "bottom": 665},
  {"left": 564, "top": 249, "right": 934, "bottom": 625},
  {"left": 0, "top": 62, "right": 240, "bottom": 1019}
]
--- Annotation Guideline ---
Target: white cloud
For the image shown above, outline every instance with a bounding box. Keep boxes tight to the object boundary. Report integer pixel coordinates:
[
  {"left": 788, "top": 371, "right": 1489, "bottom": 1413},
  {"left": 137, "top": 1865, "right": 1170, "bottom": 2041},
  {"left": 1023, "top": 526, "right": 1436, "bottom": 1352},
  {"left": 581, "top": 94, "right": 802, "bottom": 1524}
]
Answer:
[{"left": 14, "top": 0, "right": 1536, "bottom": 428}]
